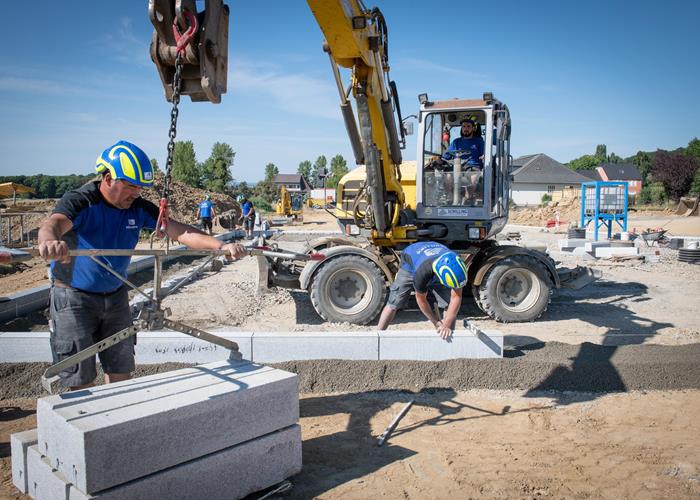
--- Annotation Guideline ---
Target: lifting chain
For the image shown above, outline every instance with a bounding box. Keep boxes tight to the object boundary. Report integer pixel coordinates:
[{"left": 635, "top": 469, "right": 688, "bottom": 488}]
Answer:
[{"left": 155, "top": 11, "right": 198, "bottom": 241}]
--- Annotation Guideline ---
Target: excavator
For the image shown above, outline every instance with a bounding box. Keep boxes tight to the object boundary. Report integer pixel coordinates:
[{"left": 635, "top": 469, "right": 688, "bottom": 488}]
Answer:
[
  {"left": 149, "top": 0, "right": 597, "bottom": 325},
  {"left": 274, "top": 185, "right": 305, "bottom": 224}
]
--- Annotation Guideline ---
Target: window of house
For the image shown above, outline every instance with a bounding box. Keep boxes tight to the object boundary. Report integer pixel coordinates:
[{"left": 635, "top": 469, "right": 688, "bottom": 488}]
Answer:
[{"left": 547, "top": 185, "right": 556, "bottom": 193}]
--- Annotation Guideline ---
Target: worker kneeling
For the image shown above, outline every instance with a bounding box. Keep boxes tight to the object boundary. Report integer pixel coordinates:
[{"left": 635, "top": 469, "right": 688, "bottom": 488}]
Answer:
[
  {"left": 378, "top": 242, "right": 468, "bottom": 339},
  {"left": 37, "top": 140, "right": 247, "bottom": 391}
]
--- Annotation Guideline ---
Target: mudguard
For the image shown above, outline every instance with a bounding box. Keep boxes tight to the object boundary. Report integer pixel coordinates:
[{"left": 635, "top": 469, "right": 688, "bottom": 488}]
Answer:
[
  {"left": 299, "top": 245, "right": 393, "bottom": 291},
  {"left": 470, "top": 245, "right": 560, "bottom": 288}
]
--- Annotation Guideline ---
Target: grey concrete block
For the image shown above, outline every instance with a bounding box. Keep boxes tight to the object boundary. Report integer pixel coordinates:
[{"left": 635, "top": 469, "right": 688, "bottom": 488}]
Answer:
[
  {"left": 37, "top": 360, "right": 298, "bottom": 493},
  {"left": 0, "top": 332, "right": 53, "bottom": 362},
  {"left": 252, "top": 331, "right": 379, "bottom": 363},
  {"left": 29, "top": 426, "right": 301, "bottom": 500},
  {"left": 595, "top": 246, "right": 640, "bottom": 258},
  {"left": 0, "top": 298, "right": 17, "bottom": 323},
  {"left": 135, "top": 331, "right": 252, "bottom": 363},
  {"left": 27, "top": 445, "right": 71, "bottom": 500},
  {"left": 14, "top": 287, "right": 50, "bottom": 317},
  {"left": 379, "top": 329, "right": 503, "bottom": 360},
  {"left": 584, "top": 241, "right": 611, "bottom": 252},
  {"left": 557, "top": 238, "right": 588, "bottom": 250},
  {"left": 11, "top": 428, "right": 37, "bottom": 494}
]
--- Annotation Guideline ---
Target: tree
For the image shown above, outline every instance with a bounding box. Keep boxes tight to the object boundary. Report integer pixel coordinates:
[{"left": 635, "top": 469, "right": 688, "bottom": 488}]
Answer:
[
  {"left": 311, "top": 155, "right": 328, "bottom": 188},
  {"left": 39, "top": 176, "right": 57, "bottom": 198},
  {"left": 201, "top": 142, "right": 235, "bottom": 193},
  {"left": 327, "top": 154, "right": 349, "bottom": 188},
  {"left": 234, "top": 181, "right": 253, "bottom": 199},
  {"left": 253, "top": 179, "right": 278, "bottom": 203},
  {"left": 150, "top": 158, "right": 160, "bottom": 173},
  {"left": 651, "top": 150, "right": 699, "bottom": 201},
  {"left": 264, "top": 163, "right": 279, "bottom": 182},
  {"left": 631, "top": 151, "right": 653, "bottom": 182},
  {"left": 687, "top": 138, "right": 700, "bottom": 163},
  {"left": 568, "top": 154, "right": 599, "bottom": 171},
  {"left": 607, "top": 152, "right": 622, "bottom": 163},
  {"left": 568, "top": 145, "right": 609, "bottom": 171},
  {"left": 689, "top": 167, "right": 700, "bottom": 196},
  {"left": 171, "top": 140, "right": 201, "bottom": 188},
  {"left": 297, "top": 160, "right": 312, "bottom": 184},
  {"left": 595, "top": 144, "right": 607, "bottom": 160}
]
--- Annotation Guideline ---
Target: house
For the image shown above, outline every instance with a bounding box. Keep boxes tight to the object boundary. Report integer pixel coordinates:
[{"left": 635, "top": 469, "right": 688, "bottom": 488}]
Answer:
[
  {"left": 510, "top": 154, "right": 591, "bottom": 206},
  {"left": 596, "top": 163, "right": 643, "bottom": 196},
  {"left": 271, "top": 174, "right": 312, "bottom": 193},
  {"left": 578, "top": 169, "right": 602, "bottom": 181}
]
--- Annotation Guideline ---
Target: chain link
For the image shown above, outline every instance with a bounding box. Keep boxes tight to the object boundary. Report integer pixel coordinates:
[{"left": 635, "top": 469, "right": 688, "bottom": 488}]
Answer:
[{"left": 162, "top": 52, "right": 183, "bottom": 203}]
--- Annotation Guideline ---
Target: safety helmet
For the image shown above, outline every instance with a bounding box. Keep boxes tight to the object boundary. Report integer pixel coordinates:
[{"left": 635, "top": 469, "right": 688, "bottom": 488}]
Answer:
[
  {"left": 205, "top": 194, "right": 211, "bottom": 200},
  {"left": 460, "top": 115, "right": 477, "bottom": 126},
  {"left": 432, "top": 251, "right": 469, "bottom": 289},
  {"left": 95, "top": 141, "right": 154, "bottom": 187},
  {"left": 236, "top": 194, "right": 246, "bottom": 203}
]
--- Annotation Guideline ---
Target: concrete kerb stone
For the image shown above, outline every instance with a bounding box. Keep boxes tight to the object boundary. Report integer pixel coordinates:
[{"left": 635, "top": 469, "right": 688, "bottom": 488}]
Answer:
[
  {"left": 252, "top": 331, "right": 380, "bottom": 363},
  {"left": 37, "top": 360, "right": 299, "bottom": 494},
  {"left": 27, "top": 445, "right": 71, "bottom": 500},
  {"left": 26, "top": 426, "right": 301, "bottom": 500},
  {"left": 135, "top": 331, "right": 253, "bottom": 363},
  {"left": 594, "top": 246, "right": 640, "bottom": 259},
  {"left": 11, "top": 428, "right": 38, "bottom": 494},
  {"left": 378, "top": 329, "right": 504, "bottom": 360},
  {"left": 0, "top": 332, "right": 53, "bottom": 362}
]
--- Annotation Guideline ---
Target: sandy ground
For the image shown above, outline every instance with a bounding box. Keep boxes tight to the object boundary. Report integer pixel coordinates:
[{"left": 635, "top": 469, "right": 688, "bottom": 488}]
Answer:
[{"left": 2, "top": 208, "right": 700, "bottom": 498}]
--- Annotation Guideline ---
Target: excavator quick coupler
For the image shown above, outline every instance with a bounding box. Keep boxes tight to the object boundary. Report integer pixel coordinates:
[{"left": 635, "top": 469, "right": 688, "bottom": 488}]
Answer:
[{"left": 149, "top": 0, "right": 229, "bottom": 103}]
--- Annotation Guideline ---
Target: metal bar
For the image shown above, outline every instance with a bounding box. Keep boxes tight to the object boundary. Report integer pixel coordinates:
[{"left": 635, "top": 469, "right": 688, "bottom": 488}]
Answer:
[
  {"left": 41, "top": 325, "right": 140, "bottom": 393},
  {"left": 166, "top": 256, "right": 215, "bottom": 296},
  {"left": 163, "top": 318, "right": 240, "bottom": 356},
  {"left": 377, "top": 399, "right": 415, "bottom": 446},
  {"left": 88, "top": 256, "right": 153, "bottom": 302}
]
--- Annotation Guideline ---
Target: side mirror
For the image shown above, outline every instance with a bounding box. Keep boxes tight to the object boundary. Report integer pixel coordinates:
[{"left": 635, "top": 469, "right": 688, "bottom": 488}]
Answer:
[{"left": 403, "top": 122, "right": 414, "bottom": 136}]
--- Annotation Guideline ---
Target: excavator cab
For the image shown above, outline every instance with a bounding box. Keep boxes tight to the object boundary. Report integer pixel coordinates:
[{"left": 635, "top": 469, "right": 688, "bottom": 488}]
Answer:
[{"left": 414, "top": 94, "right": 511, "bottom": 246}]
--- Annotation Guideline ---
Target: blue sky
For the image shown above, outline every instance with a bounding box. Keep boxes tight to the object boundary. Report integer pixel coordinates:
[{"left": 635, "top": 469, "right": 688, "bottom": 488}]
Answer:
[{"left": 1, "top": 0, "right": 698, "bottom": 182}]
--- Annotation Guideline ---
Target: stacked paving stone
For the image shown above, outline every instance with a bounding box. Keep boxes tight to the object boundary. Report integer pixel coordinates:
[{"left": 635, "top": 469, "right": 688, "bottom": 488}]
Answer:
[{"left": 12, "top": 360, "right": 302, "bottom": 499}]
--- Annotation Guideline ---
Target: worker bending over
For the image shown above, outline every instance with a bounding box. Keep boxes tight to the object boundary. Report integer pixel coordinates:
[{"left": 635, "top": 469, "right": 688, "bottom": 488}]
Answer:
[{"left": 378, "top": 241, "right": 468, "bottom": 339}]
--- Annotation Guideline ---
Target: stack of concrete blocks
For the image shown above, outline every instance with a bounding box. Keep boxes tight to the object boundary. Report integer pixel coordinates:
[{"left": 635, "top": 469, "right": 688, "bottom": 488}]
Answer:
[
  {"left": 557, "top": 238, "right": 640, "bottom": 260},
  {"left": 11, "top": 360, "right": 302, "bottom": 499}
]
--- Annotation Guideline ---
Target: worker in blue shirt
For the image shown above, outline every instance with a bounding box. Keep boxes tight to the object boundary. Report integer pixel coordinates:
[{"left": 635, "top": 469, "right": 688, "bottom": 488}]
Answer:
[
  {"left": 37, "top": 140, "right": 247, "bottom": 390},
  {"left": 377, "top": 241, "right": 469, "bottom": 339},
  {"left": 442, "top": 117, "right": 484, "bottom": 166},
  {"left": 442, "top": 117, "right": 485, "bottom": 204},
  {"left": 237, "top": 195, "right": 255, "bottom": 239},
  {"left": 196, "top": 194, "right": 217, "bottom": 235}
]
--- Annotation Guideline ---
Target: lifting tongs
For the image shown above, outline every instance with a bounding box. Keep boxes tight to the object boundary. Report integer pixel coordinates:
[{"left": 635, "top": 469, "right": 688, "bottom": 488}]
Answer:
[{"left": 0, "top": 245, "right": 324, "bottom": 393}]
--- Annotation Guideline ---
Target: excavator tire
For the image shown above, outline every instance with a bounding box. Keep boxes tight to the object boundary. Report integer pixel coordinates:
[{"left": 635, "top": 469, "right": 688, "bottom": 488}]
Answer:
[
  {"left": 309, "top": 254, "right": 387, "bottom": 325},
  {"left": 471, "top": 286, "right": 486, "bottom": 314},
  {"left": 476, "top": 255, "right": 552, "bottom": 323}
]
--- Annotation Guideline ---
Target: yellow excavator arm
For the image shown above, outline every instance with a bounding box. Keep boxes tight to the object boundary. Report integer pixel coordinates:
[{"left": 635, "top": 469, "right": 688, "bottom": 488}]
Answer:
[{"left": 149, "top": 0, "right": 412, "bottom": 246}]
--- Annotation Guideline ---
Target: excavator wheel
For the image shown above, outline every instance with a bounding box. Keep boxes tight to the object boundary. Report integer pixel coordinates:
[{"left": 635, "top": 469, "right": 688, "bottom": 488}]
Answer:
[
  {"left": 309, "top": 255, "right": 387, "bottom": 325},
  {"left": 476, "top": 255, "right": 552, "bottom": 323}
]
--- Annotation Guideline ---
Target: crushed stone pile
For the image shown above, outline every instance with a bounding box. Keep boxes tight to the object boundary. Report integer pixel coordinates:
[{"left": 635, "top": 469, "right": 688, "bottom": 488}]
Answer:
[{"left": 141, "top": 172, "right": 239, "bottom": 226}]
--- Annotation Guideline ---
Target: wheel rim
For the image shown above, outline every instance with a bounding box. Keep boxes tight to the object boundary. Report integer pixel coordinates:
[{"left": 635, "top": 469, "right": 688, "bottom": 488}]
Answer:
[
  {"left": 495, "top": 268, "right": 542, "bottom": 313},
  {"left": 324, "top": 267, "right": 374, "bottom": 315}
]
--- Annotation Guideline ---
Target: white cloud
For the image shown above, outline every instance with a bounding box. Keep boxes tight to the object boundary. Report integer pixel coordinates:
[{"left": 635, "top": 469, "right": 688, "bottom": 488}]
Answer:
[
  {"left": 95, "top": 16, "right": 152, "bottom": 68},
  {"left": 0, "top": 76, "right": 72, "bottom": 95},
  {"left": 229, "top": 59, "right": 340, "bottom": 120}
]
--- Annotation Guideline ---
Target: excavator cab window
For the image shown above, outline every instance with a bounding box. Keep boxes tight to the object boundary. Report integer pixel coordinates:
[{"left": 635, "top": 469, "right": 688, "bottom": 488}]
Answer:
[{"left": 422, "top": 112, "right": 486, "bottom": 208}]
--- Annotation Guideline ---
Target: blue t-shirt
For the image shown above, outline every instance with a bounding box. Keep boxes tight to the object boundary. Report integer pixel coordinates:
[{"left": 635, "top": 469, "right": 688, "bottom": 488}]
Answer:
[
  {"left": 199, "top": 200, "right": 213, "bottom": 218},
  {"left": 242, "top": 201, "right": 254, "bottom": 217},
  {"left": 443, "top": 136, "right": 485, "bottom": 167},
  {"left": 50, "top": 181, "right": 159, "bottom": 293},
  {"left": 400, "top": 242, "right": 451, "bottom": 293}
]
